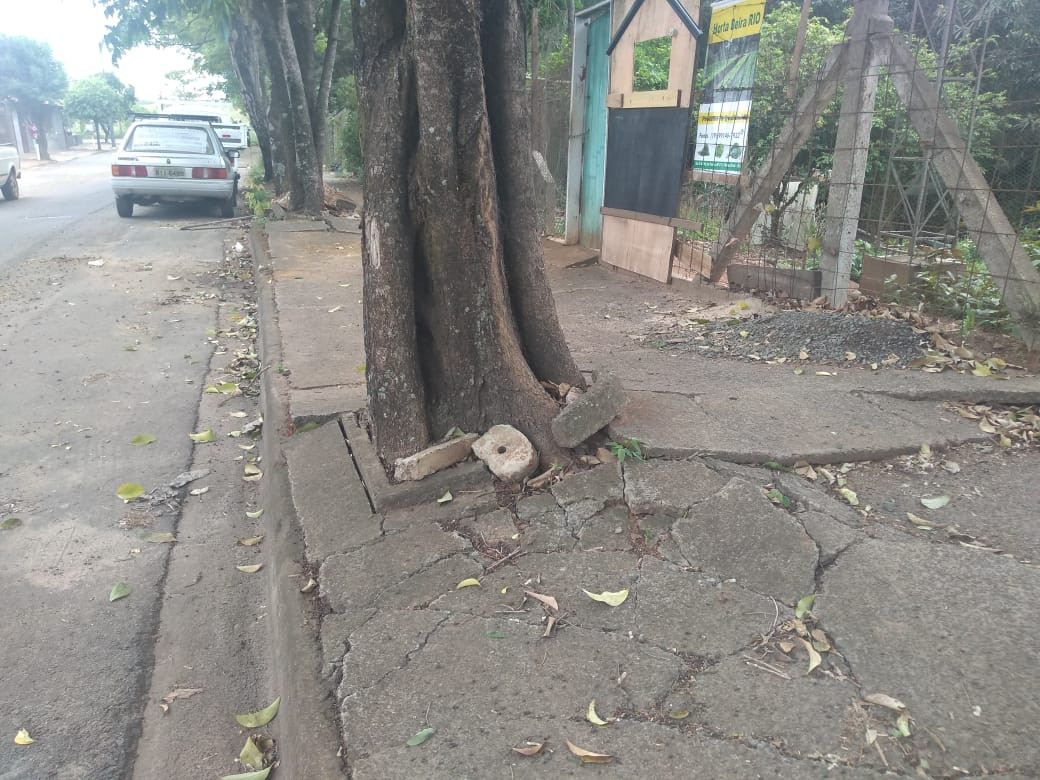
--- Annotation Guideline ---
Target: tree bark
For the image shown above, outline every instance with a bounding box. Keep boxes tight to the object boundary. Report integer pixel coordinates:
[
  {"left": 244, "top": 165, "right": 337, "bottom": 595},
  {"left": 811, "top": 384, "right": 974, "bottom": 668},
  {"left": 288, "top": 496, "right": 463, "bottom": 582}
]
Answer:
[
  {"left": 229, "top": 14, "right": 275, "bottom": 182},
  {"left": 354, "top": 0, "right": 582, "bottom": 469},
  {"left": 314, "top": 0, "right": 344, "bottom": 168}
]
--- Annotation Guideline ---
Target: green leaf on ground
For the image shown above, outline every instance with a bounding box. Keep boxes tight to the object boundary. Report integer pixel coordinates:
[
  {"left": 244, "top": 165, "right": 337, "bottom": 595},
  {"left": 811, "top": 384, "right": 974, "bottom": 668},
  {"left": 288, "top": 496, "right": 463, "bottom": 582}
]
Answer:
[
  {"left": 245, "top": 509, "right": 264, "bottom": 519},
  {"left": 189, "top": 429, "right": 216, "bottom": 443},
  {"left": 920, "top": 495, "right": 950, "bottom": 509},
  {"left": 239, "top": 736, "right": 264, "bottom": 770},
  {"left": 1, "top": 517, "right": 22, "bottom": 530},
  {"left": 586, "top": 700, "right": 611, "bottom": 726},
  {"left": 795, "top": 594, "right": 816, "bottom": 619},
  {"left": 14, "top": 728, "right": 34, "bottom": 745},
  {"left": 117, "top": 483, "right": 146, "bottom": 502},
  {"left": 139, "top": 531, "right": 176, "bottom": 544},
  {"left": 838, "top": 487, "right": 859, "bottom": 506},
  {"left": 486, "top": 629, "right": 504, "bottom": 639},
  {"left": 130, "top": 434, "right": 157, "bottom": 446},
  {"left": 455, "top": 577, "right": 480, "bottom": 590},
  {"left": 219, "top": 768, "right": 271, "bottom": 780},
  {"left": 109, "top": 582, "right": 131, "bottom": 601},
  {"left": 766, "top": 488, "right": 791, "bottom": 508},
  {"left": 234, "top": 697, "right": 280, "bottom": 728},
  {"left": 296, "top": 421, "right": 319, "bottom": 434},
  {"left": 582, "top": 588, "right": 629, "bottom": 606},
  {"left": 436, "top": 491, "right": 453, "bottom": 504},
  {"left": 406, "top": 727, "right": 435, "bottom": 746}
]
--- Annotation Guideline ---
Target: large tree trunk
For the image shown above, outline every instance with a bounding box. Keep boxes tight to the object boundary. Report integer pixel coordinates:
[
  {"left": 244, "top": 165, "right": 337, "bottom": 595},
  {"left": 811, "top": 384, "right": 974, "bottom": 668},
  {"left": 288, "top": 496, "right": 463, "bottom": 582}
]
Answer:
[
  {"left": 314, "top": 0, "right": 344, "bottom": 168},
  {"left": 229, "top": 14, "right": 275, "bottom": 183},
  {"left": 258, "top": 0, "right": 324, "bottom": 213},
  {"left": 353, "top": 0, "right": 583, "bottom": 468}
]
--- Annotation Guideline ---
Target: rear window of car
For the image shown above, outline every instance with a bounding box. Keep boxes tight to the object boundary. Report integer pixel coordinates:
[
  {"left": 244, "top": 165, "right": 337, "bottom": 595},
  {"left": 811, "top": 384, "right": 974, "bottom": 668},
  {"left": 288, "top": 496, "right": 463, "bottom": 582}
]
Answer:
[{"left": 125, "top": 125, "right": 214, "bottom": 154}]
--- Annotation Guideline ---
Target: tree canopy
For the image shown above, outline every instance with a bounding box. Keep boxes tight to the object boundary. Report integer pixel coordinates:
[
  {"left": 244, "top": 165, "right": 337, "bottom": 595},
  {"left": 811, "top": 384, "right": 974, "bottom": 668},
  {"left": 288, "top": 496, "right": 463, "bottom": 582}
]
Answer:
[{"left": 0, "top": 35, "right": 68, "bottom": 158}]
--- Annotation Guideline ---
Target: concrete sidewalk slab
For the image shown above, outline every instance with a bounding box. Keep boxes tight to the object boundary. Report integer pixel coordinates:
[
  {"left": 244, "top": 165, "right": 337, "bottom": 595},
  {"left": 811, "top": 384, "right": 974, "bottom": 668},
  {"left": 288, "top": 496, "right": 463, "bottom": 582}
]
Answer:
[{"left": 256, "top": 221, "right": 1040, "bottom": 777}]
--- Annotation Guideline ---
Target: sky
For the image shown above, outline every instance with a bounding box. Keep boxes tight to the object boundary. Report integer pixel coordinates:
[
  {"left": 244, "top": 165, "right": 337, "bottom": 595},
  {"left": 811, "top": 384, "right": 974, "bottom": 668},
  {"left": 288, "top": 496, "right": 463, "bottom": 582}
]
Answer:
[{"left": 6, "top": 0, "right": 225, "bottom": 108}]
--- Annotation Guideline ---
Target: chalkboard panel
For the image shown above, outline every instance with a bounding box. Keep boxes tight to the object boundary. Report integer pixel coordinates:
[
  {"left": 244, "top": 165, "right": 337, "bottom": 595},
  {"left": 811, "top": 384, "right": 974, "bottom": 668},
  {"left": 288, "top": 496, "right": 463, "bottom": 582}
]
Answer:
[{"left": 603, "top": 107, "right": 690, "bottom": 219}]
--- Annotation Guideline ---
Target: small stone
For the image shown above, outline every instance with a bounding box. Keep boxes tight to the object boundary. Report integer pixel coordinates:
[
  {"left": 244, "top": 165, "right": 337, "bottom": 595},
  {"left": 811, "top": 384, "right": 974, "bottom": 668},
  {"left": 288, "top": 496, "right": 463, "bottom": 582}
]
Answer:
[
  {"left": 551, "top": 369, "right": 627, "bottom": 448},
  {"left": 393, "top": 433, "right": 478, "bottom": 482},
  {"left": 472, "top": 424, "right": 538, "bottom": 482},
  {"left": 596, "top": 447, "right": 617, "bottom": 463}
]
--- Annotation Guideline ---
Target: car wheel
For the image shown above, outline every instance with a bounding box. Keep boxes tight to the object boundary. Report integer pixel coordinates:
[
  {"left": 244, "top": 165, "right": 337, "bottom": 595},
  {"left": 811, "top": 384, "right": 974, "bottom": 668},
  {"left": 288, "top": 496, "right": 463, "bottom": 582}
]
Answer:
[
  {"left": 219, "top": 184, "right": 237, "bottom": 218},
  {"left": 116, "top": 196, "right": 134, "bottom": 218},
  {"left": 1, "top": 171, "right": 19, "bottom": 200}
]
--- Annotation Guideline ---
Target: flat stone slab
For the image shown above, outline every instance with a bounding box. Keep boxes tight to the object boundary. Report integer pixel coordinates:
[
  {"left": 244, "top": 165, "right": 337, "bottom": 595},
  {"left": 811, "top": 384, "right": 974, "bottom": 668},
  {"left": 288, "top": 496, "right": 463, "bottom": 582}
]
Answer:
[
  {"left": 284, "top": 421, "right": 381, "bottom": 563},
  {"left": 673, "top": 477, "right": 818, "bottom": 603},
  {"left": 622, "top": 458, "right": 729, "bottom": 516},
  {"left": 550, "top": 463, "right": 623, "bottom": 533},
  {"left": 820, "top": 538, "right": 1040, "bottom": 775},
  {"left": 687, "top": 654, "right": 862, "bottom": 758},
  {"left": 319, "top": 523, "right": 471, "bottom": 613}
]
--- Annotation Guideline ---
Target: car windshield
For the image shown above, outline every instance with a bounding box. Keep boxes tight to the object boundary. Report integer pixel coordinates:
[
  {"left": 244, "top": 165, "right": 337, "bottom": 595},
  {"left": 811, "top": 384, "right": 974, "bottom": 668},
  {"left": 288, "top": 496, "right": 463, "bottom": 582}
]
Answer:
[{"left": 125, "top": 125, "right": 214, "bottom": 155}]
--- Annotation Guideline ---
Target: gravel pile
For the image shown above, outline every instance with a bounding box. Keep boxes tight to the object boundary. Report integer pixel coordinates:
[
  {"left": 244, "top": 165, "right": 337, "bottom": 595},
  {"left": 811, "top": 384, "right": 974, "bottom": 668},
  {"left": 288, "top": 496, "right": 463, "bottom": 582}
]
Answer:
[{"left": 688, "top": 311, "right": 927, "bottom": 366}]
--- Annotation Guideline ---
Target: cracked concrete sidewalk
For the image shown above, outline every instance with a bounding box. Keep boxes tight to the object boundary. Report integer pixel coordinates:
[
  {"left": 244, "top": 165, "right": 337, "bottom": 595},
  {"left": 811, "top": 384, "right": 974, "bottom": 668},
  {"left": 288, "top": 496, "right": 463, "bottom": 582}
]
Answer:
[{"left": 260, "top": 219, "right": 1040, "bottom": 778}]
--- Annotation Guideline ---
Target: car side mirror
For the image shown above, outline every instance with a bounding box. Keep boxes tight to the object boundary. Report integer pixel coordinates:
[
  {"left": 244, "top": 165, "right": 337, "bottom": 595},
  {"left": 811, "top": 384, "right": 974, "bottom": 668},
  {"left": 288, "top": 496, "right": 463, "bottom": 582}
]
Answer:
[{"left": 227, "top": 149, "right": 241, "bottom": 159}]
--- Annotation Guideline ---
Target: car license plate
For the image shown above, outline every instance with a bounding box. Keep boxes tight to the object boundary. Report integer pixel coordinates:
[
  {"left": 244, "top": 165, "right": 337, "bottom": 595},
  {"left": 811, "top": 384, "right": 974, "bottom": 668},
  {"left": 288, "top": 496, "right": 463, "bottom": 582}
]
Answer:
[{"left": 153, "top": 166, "right": 185, "bottom": 178}]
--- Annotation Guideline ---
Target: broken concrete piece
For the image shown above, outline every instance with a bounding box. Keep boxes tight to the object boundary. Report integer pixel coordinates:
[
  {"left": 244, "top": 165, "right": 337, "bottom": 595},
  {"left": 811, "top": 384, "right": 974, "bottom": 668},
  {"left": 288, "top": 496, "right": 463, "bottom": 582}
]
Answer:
[
  {"left": 551, "top": 369, "right": 627, "bottom": 448},
  {"left": 471, "top": 424, "right": 538, "bottom": 482},
  {"left": 392, "top": 433, "right": 478, "bottom": 482}
]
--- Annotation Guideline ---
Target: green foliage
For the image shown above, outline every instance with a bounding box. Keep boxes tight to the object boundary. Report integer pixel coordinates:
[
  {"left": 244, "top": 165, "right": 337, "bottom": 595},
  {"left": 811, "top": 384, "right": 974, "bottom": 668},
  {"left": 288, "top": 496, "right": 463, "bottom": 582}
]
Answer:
[
  {"left": 633, "top": 35, "right": 672, "bottom": 91},
  {"left": 65, "top": 75, "right": 126, "bottom": 128},
  {"left": 608, "top": 438, "right": 645, "bottom": 463},
  {"left": 0, "top": 35, "right": 68, "bottom": 112},
  {"left": 331, "top": 76, "right": 363, "bottom": 174},
  {"left": 242, "top": 177, "right": 271, "bottom": 219},
  {"left": 890, "top": 239, "right": 1014, "bottom": 335}
]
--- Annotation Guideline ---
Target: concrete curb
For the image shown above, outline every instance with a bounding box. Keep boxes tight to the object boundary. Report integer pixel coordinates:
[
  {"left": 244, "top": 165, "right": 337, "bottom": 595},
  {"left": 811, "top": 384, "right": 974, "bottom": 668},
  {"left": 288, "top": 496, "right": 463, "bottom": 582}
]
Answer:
[{"left": 251, "top": 223, "right": 348, "bottom": 778}]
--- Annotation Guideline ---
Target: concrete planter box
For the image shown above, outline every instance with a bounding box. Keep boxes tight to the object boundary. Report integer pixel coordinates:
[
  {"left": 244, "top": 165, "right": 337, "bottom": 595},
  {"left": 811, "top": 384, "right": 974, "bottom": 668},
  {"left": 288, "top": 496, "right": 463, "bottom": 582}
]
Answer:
[{"left": 727, "top": 264, "right": 821, "bottom": 299}]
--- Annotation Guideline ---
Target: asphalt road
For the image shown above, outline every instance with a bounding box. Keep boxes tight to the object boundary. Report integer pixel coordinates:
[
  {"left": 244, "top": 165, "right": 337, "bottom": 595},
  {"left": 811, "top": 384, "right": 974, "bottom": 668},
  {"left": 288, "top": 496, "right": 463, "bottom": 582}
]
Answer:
[{"left": 0, "top": 154, "right": 273, "bottom": 778}]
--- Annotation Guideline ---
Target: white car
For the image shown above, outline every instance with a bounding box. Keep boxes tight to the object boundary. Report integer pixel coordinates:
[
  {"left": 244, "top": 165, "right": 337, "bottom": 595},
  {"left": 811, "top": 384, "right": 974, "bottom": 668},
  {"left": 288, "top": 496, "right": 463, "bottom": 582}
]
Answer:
[{"left": 111, "top": 120, "right": 239, "bottom": 218}]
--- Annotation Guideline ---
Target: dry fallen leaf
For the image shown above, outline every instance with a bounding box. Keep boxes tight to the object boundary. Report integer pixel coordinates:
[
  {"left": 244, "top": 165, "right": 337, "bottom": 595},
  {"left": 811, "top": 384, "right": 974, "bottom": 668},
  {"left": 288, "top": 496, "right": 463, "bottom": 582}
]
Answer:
[
  {"left": 512, "top": 740, "right": 546, "bottom": 756},
  {"left": 797, "top": 636, "right": 822, "bottom": 673},
  {"left": 455, "top": 577, "right": 481, "bottom": 590},
  {"left": 235, "top": 697, "right": 281, "bottom": 728},
  {"left": 524, "top": 591, "right": 559, "bottom": 611},
  {"left": 863, "top": 693, "right": 907, "bottom": 711},
  {"left": 13, "top": 728, "right": 34, "bottom": 745},
  {"left": 236, "top": 564, "right": 263, "bottom": 574},
  {"left": 565, "top": 739, "right": 614, "bottom": 764},
  {"left": 160, "top": 687, "right": 203, "bottom": 714}
]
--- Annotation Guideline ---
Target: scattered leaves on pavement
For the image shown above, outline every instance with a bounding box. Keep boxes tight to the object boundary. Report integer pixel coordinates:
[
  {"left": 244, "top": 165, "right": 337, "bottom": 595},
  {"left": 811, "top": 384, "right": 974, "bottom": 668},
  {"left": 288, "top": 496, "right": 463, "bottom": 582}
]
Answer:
[
  {"left": 109, "top": 582, "right": 131, "bottom": 602},
  {"left": 582, "top": 588, "right": 629, "bottom": 607},
  {"left": 406, "top": 727, "right": 435, "bottom": 746},
  {"left": 130, "top": 434, "right": 157, "bottom": 446},
  {"left": 565, "top": 740, "right": 614, "bottom": 764},
  {"left": 160, "top": 687, "right": 203, "bottom": 714},
  {"left": 235, "top": 697, "right": 280, "bottom": 728},
  {"left": 236, "top": 564, "right": 263, "bottom": 574},
  {"left": 189, "top": 428, "right": 216, "bottom": 443},
  {"left": 237, "top": 535, "right": 264, "bottom": 547}
]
